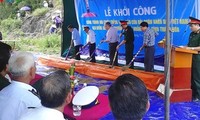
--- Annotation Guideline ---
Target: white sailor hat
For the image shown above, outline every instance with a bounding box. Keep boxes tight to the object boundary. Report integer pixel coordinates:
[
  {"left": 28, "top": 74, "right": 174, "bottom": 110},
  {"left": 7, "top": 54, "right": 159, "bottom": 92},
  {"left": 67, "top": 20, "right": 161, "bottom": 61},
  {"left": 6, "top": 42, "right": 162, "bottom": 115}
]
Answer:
[{"left": 72, "top": 86, "right": 99, "bottom": 109}]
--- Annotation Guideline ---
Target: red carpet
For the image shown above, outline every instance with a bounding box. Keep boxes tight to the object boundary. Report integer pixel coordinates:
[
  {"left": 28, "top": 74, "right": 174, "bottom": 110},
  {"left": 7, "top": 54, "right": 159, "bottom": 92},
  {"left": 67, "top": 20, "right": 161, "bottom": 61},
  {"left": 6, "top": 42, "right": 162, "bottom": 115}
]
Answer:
[
  {"left": 64, "top": 94, "right": 111, "bottom": 120},
  {"left": 30, "top": 74, "right": 43, "bottom": 85}
]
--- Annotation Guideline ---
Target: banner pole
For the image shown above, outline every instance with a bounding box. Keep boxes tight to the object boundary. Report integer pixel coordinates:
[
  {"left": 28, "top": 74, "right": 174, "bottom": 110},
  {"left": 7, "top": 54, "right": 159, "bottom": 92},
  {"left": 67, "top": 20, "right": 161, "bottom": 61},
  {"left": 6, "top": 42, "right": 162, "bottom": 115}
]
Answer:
[{"left": 165, "top": 0, "right": 171, "bottom": 120}]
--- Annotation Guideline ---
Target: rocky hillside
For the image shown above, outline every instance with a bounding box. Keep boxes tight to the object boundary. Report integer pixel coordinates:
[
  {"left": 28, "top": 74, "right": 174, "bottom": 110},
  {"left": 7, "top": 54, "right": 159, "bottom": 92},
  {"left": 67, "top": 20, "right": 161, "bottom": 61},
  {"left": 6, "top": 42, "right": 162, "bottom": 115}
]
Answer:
[{"left": 21, "top": 9, "right": 62, "bottom": 37}]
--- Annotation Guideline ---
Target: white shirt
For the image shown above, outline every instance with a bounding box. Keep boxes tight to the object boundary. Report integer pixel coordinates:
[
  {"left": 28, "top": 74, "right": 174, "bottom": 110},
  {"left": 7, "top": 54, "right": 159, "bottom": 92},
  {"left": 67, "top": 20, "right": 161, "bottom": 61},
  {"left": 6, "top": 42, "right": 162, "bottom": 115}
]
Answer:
[
  {"left": 0, "top": 81, "right": 41, "bottom": 120},
  {"left": 43, "top": 2, "right": 48, "bottom": 8},
  {"left": 86, "top": 30, "right": 96, "bottom": 44},
  {"left": 106, "top": 27, "right": 119, "bottom": 43},
  {"left": 19, "top": 106, "right": 65, "bottom": 120},
  {"left": 72, "top": 28, "right": 81, "bottom": 46}
]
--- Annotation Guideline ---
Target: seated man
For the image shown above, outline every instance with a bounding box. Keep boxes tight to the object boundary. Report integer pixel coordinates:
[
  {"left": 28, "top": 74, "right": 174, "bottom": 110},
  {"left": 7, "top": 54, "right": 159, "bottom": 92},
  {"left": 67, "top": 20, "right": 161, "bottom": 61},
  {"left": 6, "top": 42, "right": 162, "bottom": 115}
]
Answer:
[
  {"left": 108, "top": 74, "right": 150, "bottom": 120},
  {"left": 20, "top": 70, "right": 72, "bottom": 120},
  {"left": 0, "top": 53, "right": 11, "bottom": 90},
  {"left": 0, "top": 43, "right": 12, "bottom": 90},
  {"left": 0, "top": 41, "right": 12, "bottom": 52},
  {"left": 0, "top": 52, "right": 41, "bottom": 120}
]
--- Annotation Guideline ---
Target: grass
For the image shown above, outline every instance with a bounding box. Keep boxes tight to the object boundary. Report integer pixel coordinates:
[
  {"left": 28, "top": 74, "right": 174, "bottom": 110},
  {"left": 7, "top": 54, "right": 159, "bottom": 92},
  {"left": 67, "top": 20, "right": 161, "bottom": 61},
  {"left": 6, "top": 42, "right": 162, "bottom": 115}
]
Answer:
[
  {"left": 0, "top": 0, "right": 63, "bottom": 56},
  {"left": 54, "top": 0, "right": 63, "bottom": 9},
  {"left": 0, "top": 18, "right": 22, "bottom": 31},
  {"left": 5, "top": 34, "right": 61, "bottom": 55},
  {"left": 32, "top": 8, "right": 49, "bottom": 17}
]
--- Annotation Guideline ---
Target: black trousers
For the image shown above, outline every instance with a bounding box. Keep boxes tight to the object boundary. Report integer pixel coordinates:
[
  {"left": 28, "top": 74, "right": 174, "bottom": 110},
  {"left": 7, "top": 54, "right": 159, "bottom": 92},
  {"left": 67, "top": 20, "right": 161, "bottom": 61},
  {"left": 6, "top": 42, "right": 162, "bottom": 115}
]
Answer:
[
  {"left": 75, "top": 45, "right": 81, "bottom": 60},
  {"left": 144, "top": 46, "right": 155, "bottom": 72},
  {"left": 89, "top": 43, "right": 96, "bottom": 62},
  {"left": 109, "top": 42, "right": 118, "bottom": 66},
  {"left": 125, "top": 43, "right": 134, "bottom": 68}
]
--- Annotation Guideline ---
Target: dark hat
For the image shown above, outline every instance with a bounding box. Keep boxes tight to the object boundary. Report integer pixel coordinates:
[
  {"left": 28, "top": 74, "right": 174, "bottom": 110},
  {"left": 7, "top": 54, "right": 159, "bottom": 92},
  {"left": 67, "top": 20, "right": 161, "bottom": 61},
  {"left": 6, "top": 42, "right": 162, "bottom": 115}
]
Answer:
[
  {"left": 83, "top": 25, "right": 90, "bottom": 28},
  {"left": 120, "top": 20, "right": 128, "bottom": 25},
  {"left": 188, "top": 17, "right": 200, "bottom": 24},
  {"left": 105, "top": 22, "right": 111, "bottom": 26}
]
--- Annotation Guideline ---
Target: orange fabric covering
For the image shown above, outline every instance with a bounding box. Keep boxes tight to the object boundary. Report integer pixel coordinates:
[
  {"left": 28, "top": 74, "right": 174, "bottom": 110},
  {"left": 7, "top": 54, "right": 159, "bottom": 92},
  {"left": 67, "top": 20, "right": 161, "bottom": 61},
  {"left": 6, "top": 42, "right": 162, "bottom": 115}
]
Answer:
[{"left": 37, "top": 57, "right": 164, "bottom": 91}]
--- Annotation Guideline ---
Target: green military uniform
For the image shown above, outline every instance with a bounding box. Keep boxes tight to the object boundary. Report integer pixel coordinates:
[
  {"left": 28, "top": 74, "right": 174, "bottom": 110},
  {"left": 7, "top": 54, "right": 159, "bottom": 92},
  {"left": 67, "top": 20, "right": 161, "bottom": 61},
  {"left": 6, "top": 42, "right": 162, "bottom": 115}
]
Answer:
[{"left": 188, "top": 29, "right": 200, "bottom": 99}]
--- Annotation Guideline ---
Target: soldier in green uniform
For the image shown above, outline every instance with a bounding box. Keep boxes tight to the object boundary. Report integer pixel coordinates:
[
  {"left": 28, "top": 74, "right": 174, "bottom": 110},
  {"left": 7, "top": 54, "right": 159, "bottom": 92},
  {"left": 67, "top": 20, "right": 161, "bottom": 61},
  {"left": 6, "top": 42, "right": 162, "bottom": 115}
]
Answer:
[{"left": 184, "top": 17, "right": 200, "bottom": 101}]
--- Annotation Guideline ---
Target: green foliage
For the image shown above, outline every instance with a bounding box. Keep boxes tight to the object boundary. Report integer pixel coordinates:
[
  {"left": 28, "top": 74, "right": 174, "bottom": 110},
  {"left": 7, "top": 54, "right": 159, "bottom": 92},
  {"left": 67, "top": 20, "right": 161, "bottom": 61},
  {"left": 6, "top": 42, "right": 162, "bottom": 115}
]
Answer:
[
  {"left": 0, "top": 18, "right": 22, "bottom": 31},
  {"left": 32, "top": 8, "right": 49, "bottom": 17},
  {"left": 11, "top": 34, "right": 61, "bottom": 54},
  {"left": 17, "top": 0, "right": 43, "bottom": 10},
  {"left": 0, "top": 0, "right": 63, "bottom": 56},
  {"left": 0, "top": 3, "right": 16, "bottom": 19},
  {"left": 54, "top": 0, "right": 63, "bottom": 9}
]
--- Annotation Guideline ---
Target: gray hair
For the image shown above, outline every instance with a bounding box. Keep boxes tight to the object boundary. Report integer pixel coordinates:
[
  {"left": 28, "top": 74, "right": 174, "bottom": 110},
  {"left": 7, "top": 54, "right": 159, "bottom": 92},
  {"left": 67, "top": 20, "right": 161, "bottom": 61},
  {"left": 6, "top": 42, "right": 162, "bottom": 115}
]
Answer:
[{"left": 8, "top": 51, "right": 35, "bottom": 77}]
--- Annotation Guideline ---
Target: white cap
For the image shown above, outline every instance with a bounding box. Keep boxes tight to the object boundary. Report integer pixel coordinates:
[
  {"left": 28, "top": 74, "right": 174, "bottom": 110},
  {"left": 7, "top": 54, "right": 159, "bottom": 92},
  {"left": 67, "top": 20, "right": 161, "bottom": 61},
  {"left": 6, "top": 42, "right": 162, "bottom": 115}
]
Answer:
[{"left": 73, "top": 86, "right": 99, "bottom": 107}]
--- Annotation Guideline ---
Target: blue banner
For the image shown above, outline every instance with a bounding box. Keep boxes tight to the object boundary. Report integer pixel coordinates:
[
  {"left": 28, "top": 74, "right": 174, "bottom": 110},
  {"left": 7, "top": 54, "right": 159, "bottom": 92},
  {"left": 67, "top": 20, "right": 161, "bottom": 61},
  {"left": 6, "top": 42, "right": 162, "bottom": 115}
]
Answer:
[{"left": 74, "top": 0, "right": 197, "bottom": 56}]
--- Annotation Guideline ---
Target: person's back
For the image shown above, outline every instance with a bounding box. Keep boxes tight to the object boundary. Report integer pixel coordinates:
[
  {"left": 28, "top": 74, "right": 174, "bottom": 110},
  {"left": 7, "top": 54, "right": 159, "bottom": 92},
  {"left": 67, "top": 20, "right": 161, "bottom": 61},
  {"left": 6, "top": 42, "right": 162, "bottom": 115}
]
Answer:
[
  {"left": 20, "top": 106, "right": 65, "bottom": 120},
  {"left": 20, "top": 70, "right": 72, "bottom": 120},
  {"left": 0, "top": 43, "right": 12, "bottom": 90},
  {"left": 0, "top": 52, "right": 41, "bottom": 120},
  {"left": 108, "top": 74, "right": 149, "bottom": 120},
  {"left": 0, "top": 82, "right": 41, "bottom": 120}
]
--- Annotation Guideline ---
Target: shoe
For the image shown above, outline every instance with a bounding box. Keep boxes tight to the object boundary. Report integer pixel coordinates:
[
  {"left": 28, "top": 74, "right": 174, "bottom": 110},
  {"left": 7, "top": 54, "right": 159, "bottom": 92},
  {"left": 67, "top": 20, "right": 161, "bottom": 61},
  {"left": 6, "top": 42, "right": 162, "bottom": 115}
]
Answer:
[{"left": 193, "top": 98, "right": 200, "bottom": 102}]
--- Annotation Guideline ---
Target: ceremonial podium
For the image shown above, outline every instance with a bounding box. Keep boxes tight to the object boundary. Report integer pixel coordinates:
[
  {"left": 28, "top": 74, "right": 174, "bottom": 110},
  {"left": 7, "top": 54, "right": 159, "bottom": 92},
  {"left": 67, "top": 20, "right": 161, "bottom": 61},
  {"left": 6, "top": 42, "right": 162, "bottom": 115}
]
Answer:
[{"left": 157, "top": 46, "right": 198, "bottom": 102}]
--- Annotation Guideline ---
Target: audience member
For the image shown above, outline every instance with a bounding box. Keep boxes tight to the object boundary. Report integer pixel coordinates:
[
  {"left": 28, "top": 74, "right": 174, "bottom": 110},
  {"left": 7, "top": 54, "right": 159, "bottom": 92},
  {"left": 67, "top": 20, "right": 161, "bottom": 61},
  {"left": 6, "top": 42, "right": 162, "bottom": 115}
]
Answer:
[
  {"left": 108, "top": 74, "right": 150, "bottom": 120},
  {"left": 0, "top": 51, "right": 41, "bottom": 120},
  {"left": 0, "top": 43, "right": 12, "bottom": 90},
  {"left": 20, "top": 70, "right": 72, "bottom": 120}
]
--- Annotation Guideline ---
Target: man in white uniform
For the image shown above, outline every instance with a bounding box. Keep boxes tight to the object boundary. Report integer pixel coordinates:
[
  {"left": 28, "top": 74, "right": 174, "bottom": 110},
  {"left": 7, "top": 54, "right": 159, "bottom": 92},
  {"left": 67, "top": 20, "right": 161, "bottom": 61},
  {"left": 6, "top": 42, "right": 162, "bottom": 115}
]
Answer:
[
  {"left": 0, "top": 52, "right": 41, "bottom": 120},
  {"left": 19, "top": 70, "right": 72, "bottom": 120},
  {"left": 84, "top": 26, "right": 96, "bottom": 62}
]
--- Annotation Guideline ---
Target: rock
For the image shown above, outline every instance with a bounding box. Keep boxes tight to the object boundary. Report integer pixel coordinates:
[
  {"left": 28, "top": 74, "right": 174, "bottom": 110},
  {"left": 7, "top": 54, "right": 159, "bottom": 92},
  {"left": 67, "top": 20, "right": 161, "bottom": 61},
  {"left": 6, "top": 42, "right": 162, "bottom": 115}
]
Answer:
[{"left": 21, "top": 9, "right": 63, "bottom": 37}]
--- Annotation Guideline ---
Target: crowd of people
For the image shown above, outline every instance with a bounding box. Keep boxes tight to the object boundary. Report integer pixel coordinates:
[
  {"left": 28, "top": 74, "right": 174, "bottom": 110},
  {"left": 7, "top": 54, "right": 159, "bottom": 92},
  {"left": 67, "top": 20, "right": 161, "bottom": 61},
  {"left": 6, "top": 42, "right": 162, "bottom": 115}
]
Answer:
[
  {"left": 0, "top": 41, "right": 149, "bottom": 120},
  {"left": 67, "top": 20, "right": 158, "bottom": 71},
  {"left": 0, "top": 16, "right": 200, "bottom": 119}
]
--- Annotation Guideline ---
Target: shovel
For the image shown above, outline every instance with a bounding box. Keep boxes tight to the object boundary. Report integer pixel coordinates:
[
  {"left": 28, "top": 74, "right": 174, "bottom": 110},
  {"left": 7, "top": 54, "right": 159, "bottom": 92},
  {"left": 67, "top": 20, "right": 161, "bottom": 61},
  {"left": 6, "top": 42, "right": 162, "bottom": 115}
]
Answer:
[
  {"left": 108, "top": 50, "right": 118, "bottom": 68},
  {"left": 121, "top": 46, "right": 143, "bottom": 71}
]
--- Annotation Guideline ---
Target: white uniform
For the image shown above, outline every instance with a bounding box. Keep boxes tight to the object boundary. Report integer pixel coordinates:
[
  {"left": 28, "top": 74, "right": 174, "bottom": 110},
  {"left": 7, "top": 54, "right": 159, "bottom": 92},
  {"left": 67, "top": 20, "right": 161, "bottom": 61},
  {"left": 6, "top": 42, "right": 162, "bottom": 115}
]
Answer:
[
  {"left": 86, "top": 30, "right": 96, "bottom": 44},
  {"left": 19, "top": 106, "right": 65, "bottom": 120},
  {"left": 0, "top": 81, "right": 41, "bottom": 120}
]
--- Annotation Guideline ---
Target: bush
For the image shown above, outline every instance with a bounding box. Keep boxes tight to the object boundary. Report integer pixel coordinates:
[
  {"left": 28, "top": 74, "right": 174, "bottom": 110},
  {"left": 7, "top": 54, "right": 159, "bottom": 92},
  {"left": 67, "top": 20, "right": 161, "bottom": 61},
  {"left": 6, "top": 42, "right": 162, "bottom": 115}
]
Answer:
[
  {"left": 32, "top": 8, "right": 49, "bottom": 17},
  {"left": 0, "top": 18, "right": 22, "bottom": 31},
  {"left": 0, "top": 3, "right": 16, "bottom": 19},
  {"left": 12, "top": 34, "right": 61, "bottom": 55},
  {"left": 17, "top": 0, "right": 43, "bottom": 10},
  {"left": 54, "top": 0, "right": 63, "bottom": 9}
]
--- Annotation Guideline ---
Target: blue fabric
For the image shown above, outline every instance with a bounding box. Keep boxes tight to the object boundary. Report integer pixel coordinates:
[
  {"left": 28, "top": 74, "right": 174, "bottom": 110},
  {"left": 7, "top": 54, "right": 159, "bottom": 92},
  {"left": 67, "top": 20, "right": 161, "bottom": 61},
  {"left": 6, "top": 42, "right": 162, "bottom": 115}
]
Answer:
[
  {"left": 35, "top": 62, "right": 200, "bottom": 120},
  {"left": 74, "top": 0, "right": 196, "bottom": 57},
  {"left": 101, "top": 92, "right": 200, "bottom": 120}
]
